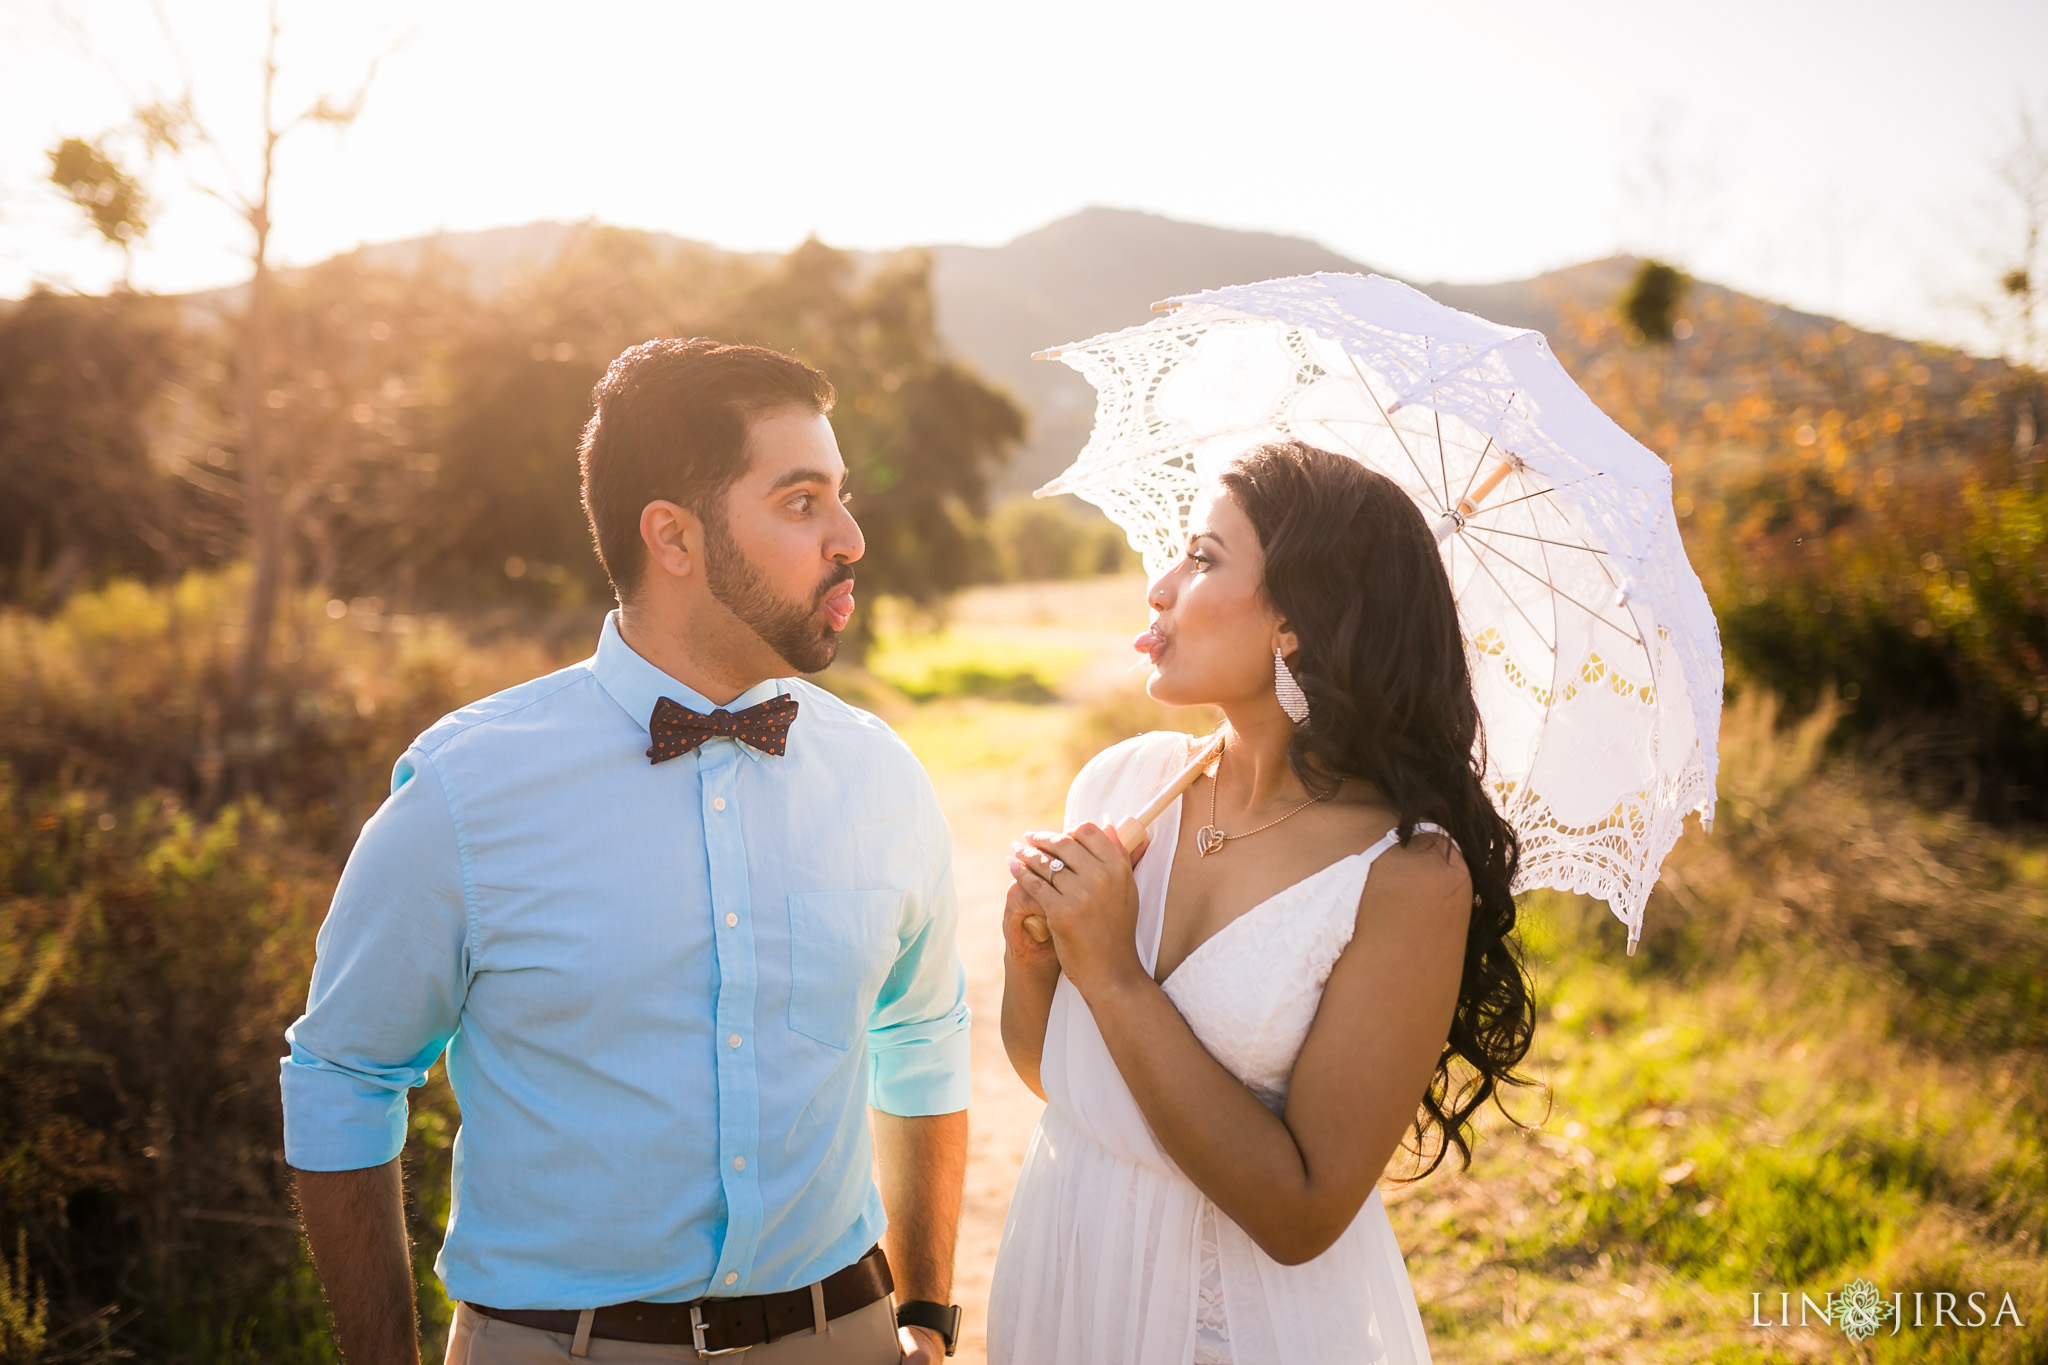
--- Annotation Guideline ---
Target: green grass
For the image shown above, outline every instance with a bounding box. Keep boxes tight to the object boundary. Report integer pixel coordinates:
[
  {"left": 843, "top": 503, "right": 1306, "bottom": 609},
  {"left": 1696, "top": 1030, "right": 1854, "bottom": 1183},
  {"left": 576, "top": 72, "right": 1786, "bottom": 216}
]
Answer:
[
  {"left": 1387, "top": 897, "right": 2048, "bottom": 1362},
  {"left": 903, "top": 682, "right": 2048, "bottom": 1364},
  {"left": 5, "top": 575, "right": 2044, "bottom": 1364},
  {"left": 892, "top": 701, "right": 1078, "bottom": 780},
  {"left": 1380, "top": 738, "right": 2048, "bottom": 1365},
  {"left": 864, "top": 628, "right": 1088, "bottom": 704}
]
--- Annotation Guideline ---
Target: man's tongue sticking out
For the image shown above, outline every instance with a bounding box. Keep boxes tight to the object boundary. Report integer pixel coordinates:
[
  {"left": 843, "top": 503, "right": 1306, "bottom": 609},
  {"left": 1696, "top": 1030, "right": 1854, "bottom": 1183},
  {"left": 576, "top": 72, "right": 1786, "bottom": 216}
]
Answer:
[{"left": 824, "top": 580, "right": 856, "bottom": 632}]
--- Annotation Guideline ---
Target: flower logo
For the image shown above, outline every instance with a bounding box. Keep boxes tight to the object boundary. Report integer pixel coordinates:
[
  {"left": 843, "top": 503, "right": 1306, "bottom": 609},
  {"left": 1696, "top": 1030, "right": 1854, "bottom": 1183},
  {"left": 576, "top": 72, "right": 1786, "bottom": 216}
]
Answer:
[{"left": 1830, "top": 1277, "right": 1896, "bottom": 1342}]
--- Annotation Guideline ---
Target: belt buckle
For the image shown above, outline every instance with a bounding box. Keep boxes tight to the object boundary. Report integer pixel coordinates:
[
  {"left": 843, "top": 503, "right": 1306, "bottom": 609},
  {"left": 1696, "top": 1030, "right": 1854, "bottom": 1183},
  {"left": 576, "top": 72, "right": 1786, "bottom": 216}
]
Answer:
[{"left": 690, "top": 1303, "right": 747, "bottom": 1358}]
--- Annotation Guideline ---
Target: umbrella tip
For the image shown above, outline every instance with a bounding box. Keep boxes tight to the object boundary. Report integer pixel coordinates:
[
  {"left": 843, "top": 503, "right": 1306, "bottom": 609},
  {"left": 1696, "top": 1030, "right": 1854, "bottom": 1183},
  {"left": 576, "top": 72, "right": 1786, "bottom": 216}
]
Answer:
[
  {"left": 1030, "top": 348, "right": 1061, "bottom": 361},
  {"left": 1151, "top": 299, "right": 1183, "bottom": 313}
]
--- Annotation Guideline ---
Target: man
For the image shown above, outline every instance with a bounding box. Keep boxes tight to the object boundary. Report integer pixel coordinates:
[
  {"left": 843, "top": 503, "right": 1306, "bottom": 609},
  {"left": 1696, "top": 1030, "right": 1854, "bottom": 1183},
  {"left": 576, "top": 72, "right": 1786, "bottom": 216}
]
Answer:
[{"left": 282, "top": 338, "right": 971, "bottom": 1365}]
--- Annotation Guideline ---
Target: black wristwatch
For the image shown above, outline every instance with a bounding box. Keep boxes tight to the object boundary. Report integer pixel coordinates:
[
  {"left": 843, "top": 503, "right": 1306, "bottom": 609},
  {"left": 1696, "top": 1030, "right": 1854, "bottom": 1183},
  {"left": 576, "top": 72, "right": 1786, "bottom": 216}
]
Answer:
[{"left": 896, "top": 1300, "right": 962, "bottom": 1356}]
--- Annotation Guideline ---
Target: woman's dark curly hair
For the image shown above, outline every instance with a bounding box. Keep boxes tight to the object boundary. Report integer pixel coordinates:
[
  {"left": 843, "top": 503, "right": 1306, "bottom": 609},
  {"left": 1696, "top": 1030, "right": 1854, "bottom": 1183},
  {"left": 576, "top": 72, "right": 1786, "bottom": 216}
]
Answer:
[{"left": 1217, "top": 439, "right": 1543, "bottom": 1180}]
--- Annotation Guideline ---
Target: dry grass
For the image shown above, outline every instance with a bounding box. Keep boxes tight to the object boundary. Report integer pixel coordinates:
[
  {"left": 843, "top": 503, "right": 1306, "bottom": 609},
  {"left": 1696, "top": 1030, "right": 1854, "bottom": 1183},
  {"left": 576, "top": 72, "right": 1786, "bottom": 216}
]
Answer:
[
  {"left": 897, "top": 634, "right": 2048, "bottom": 1364},
  {"left": 3, "top": 575, "right": 2044, "bottom": 1363},
  {"left": 1374, "top": 692, "right": 2048, "bottom": 1364}
]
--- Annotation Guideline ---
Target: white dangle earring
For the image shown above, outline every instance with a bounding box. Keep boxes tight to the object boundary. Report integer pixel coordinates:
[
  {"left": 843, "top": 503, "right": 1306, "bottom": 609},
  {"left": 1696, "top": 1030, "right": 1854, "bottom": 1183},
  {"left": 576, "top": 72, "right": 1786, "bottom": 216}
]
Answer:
[{"left": 1274, "top": 648, "right": 1311, "bottom": 725}]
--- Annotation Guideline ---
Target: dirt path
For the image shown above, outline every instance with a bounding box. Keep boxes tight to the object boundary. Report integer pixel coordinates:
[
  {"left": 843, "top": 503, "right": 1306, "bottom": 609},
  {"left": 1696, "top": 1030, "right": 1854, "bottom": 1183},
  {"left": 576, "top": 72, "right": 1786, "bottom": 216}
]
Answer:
[
  {"left": 899, "top": 577, "right": 1156, "bottom": 1362},
  {"left": 935, "top": 769, "right": 1058, "bottom": 1365}
]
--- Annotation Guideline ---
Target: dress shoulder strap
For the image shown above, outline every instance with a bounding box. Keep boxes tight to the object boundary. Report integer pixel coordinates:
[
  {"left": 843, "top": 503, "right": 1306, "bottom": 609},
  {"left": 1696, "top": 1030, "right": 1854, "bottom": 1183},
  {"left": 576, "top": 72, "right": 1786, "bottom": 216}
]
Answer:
[{"left": 1359, "top": 820, "right": 1458, "bottom": 866}]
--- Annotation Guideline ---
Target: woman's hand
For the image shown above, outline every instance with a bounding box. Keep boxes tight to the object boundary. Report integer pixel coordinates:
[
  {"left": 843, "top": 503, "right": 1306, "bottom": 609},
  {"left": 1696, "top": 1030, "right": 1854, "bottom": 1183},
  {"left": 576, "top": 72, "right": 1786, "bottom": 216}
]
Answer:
[
  {"left": 1008, "top": 822, "right": 1144, "bottom": 1000},
  {"left": 1000, "top": 878, "right": 1061, "bottom": 973}
]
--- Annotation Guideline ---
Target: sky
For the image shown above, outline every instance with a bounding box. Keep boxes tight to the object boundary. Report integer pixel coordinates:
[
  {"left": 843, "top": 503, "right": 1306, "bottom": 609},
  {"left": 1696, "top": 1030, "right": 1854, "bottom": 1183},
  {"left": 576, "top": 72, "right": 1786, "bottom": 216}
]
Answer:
[{"left": 3, "top": 0, "right": 2045, "bottom": 356}]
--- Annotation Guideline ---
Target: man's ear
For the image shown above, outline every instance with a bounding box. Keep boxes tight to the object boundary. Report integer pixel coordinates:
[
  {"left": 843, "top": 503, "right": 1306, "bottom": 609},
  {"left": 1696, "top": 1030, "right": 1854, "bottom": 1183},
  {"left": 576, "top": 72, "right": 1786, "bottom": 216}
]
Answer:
[{"left": 639, "top": 499, "right": 703, "bottom": 586}]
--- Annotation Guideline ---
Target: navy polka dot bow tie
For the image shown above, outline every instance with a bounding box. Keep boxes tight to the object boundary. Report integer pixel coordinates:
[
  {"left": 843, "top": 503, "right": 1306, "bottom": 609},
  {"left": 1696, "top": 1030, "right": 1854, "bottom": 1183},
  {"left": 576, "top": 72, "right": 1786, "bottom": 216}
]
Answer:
[{"left": 646, "top": 693, "right": 800, "bottom": 763}]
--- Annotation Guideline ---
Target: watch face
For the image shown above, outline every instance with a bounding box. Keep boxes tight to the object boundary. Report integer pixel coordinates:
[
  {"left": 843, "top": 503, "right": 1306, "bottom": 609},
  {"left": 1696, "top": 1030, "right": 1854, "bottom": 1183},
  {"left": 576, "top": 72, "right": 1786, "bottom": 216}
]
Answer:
[{"left": 897, "top": 1302, "right": 961, "bottom": 1354}]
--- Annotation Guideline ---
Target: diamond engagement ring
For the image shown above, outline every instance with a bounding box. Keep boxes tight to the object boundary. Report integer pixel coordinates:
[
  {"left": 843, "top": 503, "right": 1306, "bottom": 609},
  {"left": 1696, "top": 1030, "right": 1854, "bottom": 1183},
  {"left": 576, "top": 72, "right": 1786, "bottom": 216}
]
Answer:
[{"left": 1047, "top": 858, "right": 1065, "bottom": 874}]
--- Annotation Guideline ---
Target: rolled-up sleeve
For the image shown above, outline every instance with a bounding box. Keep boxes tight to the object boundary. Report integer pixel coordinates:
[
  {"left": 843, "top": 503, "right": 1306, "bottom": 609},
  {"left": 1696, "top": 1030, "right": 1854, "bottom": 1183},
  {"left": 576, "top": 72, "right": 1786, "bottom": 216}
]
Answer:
[
  {"left": 281, "top": 747, "right": 472, "bottom": 1170},
  {"left": 865, "top": 768, "right": 971, "bottom": 1117}
]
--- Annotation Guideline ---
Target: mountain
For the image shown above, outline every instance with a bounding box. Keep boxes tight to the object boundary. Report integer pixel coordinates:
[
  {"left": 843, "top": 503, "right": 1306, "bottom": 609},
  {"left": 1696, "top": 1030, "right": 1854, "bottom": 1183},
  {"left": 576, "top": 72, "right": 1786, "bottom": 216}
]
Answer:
[
  {"left": 927, "top": 208, "right": 1380, "bottom": 493},
  {"left": 920, "top": 211, "right": 1623, "bottom": 492},
  {"left": 204, "top": 208, "right": 1954, "bottom": 496},
  {"left": 341, "top": 210, "right": 1424, "bottom": 495}
]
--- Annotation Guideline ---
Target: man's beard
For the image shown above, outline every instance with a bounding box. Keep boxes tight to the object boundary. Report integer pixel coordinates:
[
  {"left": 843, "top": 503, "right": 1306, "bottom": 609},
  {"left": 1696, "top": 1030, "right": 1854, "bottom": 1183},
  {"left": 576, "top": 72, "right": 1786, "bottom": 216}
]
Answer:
[{"left": 701, "top": 512, "right": 852, "bottom": 674}]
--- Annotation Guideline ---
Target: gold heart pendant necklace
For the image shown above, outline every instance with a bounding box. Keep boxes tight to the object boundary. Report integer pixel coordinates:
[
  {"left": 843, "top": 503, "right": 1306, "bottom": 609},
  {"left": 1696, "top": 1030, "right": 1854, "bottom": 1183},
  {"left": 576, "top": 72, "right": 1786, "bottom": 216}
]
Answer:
[{"left": 1194, "top": 736, "right": 1329, "bottom": 857}]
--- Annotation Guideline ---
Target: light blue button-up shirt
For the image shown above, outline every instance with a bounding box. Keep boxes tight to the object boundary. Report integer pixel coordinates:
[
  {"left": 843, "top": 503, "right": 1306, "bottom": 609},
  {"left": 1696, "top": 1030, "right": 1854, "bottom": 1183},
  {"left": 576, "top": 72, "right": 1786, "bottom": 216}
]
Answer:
[{"left": 280, "top": 611, "right": 970, "bottom": 1309}]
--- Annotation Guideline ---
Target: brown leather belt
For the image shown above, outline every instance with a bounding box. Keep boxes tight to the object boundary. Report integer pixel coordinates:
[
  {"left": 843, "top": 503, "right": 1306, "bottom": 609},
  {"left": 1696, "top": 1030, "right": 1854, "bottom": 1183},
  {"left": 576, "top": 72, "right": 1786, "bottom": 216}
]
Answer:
[{"left": 466, "top": 1245, "right": 893, "bottom": 1354}]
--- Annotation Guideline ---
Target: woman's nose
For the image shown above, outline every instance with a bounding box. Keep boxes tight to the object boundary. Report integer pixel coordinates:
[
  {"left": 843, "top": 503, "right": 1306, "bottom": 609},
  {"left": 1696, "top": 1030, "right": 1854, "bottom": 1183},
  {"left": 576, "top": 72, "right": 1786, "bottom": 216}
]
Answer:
[{"left": 1146, "top": 565, "right": 1177, "bottom": 611}]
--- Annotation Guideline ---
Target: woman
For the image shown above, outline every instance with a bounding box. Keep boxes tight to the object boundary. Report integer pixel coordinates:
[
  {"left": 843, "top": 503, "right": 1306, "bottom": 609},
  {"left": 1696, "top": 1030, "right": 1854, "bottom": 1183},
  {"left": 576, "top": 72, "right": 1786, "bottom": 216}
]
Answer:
[{"left": 986, "top": 440, "right": 1540, "bottom": 1364}]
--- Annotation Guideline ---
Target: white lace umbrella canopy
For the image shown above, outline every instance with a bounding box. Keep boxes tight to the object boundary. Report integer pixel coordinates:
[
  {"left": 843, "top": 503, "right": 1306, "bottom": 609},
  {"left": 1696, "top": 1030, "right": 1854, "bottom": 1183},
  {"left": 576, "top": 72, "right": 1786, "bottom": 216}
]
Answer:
[{"left": 1033, "top": 272, "right": 1723, "bottom": 953}]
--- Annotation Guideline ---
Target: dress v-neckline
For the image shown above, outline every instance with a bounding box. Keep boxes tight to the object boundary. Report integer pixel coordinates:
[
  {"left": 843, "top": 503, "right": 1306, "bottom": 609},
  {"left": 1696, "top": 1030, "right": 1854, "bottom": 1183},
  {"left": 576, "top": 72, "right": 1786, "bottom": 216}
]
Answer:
[{"left": 1148, "top": 786, "right": 1392, "bottom": 990}]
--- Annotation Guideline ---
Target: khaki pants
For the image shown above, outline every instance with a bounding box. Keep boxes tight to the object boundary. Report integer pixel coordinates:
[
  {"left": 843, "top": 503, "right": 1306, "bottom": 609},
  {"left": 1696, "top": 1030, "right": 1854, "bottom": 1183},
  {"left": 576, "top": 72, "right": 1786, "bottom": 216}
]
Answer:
[{"left": 443, "top": 1297, "right": 901, "bottom": 1365}]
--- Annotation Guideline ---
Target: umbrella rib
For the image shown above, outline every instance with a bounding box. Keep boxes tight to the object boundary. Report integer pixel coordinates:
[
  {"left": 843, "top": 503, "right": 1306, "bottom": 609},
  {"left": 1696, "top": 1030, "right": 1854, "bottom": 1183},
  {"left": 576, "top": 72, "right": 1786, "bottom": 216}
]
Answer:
[
  {"left": 1434, "top": 411, "right": 1451, "bottom": 510},
  {"left": 1464, "top": 480, "right": 1636, "bottom": 600},
  {"left": 1464, "top": 546, "right": 1559, "bottom": 659},
  {"left": 1465, "top": 524, "right": 1607, "bottom": 555},
  {"left": 1342, "top": 352, "right": 1441, "bottom": 502},
  {"left": 1310, "top": 418, "right": 1375, "bottom": 469},
  {"left": 1478, "top": 478, "right": 1634, "bottom": 600},
  {"left": 1457, "top": 480, "right": 1593, "bottom": 519},
  {"left": 1521, "top": 468, "right": 1564, "bottom": 679},
  {"left": 1453, "top": 394, "right": 1517, "bottom": 511},
  {"left": 1456, "top": 435, "right": 1496, "bottom": 511},
  {"left": 1308, "top": 416, "right": 1498, "bottom": 471},
  {"left": 1462, "top": 534, "right": 1644, "bottom": 646}
]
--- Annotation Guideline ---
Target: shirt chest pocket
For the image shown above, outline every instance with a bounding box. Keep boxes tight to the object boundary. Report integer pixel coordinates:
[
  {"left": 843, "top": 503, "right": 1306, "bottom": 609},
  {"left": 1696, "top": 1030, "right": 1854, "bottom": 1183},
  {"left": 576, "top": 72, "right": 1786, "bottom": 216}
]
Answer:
[{"left": 786, "top": 890, "right": 905, "bottom": 1048}]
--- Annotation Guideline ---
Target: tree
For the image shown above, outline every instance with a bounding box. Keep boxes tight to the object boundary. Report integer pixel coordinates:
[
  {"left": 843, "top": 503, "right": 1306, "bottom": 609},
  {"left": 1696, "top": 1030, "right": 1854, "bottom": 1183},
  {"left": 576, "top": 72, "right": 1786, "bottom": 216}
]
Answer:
[
  {"left": 46, "top": 2, "right": 389, "bottom": 701},
  {"left": 420, "top": 231, "right": 1025, "bottom": 640},
  {"left": 1980, "top": 101, "right": 2048, "bottom": 489},
  {"left": 1619, "top": 259, "right": 1691, "bottom": 346},
  {"left": 423, "top": 225, "right": 743, "bottom": 605},
  {"left": 260, "top": 248, "right": 475, "bottom": 604},
  {"left": 0, "top": 291, "right": 194, "bottom": 602},
  {"left": 45, "top": 138, "right": 151, "bottom": 287},
  {"left": 706, "top": 240, "right": 1026, "bottom": 652},
  {"left": 1986, "top": 102, "right": 2048, "bottom": 373}
]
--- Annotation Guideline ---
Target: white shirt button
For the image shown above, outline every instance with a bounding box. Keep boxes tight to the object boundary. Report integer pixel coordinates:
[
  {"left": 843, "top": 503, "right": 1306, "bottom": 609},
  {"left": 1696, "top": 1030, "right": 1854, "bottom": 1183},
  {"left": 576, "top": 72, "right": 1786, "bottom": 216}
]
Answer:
[
  {"left": 729, "top": 1033, "right": 742, "bottom": 1048},
  {"left": 724, "top": 913, "right": 738, "bottom": 927},
  {"left": 712, "top": 796, "right": 726, "bottom": 812},
  {"left": 732, "top": 1155, "right": 746, "bottom": 1172},
  {"left": 724, "top": 1271, "right": 738, "bottom": 1286}
]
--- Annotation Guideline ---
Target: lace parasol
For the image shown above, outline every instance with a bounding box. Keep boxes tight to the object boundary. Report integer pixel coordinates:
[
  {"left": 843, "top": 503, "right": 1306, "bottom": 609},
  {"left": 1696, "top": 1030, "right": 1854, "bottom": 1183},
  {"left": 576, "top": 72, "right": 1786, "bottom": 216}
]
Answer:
[{"left": 1033, "top": 272, "right": 1723, "bottom": 953}]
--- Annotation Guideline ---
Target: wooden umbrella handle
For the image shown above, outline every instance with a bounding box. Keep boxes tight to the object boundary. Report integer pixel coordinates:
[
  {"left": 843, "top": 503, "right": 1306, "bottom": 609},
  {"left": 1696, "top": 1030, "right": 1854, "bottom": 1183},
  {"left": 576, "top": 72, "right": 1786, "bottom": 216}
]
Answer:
[{"left": 1020, "top": 732, "right": 1225, "bottom": 944}]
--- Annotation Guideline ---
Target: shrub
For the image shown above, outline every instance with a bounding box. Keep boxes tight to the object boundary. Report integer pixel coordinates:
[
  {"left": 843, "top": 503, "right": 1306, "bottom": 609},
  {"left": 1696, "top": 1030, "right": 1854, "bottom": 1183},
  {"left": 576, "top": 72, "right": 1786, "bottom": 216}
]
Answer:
[
  {"left": 986, "top": 496, "right": 1140, "bottom": 582},
  {"left": 0, "top": 771, "right": 335, "bottom": 1361},
  {"left": 0, "top": 569, "right": 568, "bottom": 857},
  {"left": 1555, "top": 282, "right": 2048, "bottom": 820},
  {"left": 1503, "top": 693, "right": 2048, "bottom": 1303},
  {"left": 1640, "top": 691, "right": 2048, "bottom": 1054},
  {"left": 1061, "top": 684, "right": 1219, "bottom": 774},
  {"left": 0, "top": 572, "right": 561, "bottom": 1361}
]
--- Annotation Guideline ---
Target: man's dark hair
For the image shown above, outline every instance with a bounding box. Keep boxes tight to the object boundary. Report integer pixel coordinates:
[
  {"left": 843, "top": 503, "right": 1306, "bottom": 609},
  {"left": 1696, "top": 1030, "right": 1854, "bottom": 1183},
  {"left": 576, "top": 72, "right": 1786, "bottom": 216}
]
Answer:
[{"left": 578, "top": 337, "right": 836, "bottom": 600}]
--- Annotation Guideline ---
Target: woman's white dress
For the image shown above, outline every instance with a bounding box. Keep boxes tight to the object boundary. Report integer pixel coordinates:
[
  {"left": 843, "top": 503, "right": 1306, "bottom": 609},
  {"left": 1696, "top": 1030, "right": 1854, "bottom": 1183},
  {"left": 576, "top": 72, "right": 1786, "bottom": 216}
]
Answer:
[{"left": 987, "top": 730, "right": 1439, "bottom": 1365}]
